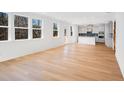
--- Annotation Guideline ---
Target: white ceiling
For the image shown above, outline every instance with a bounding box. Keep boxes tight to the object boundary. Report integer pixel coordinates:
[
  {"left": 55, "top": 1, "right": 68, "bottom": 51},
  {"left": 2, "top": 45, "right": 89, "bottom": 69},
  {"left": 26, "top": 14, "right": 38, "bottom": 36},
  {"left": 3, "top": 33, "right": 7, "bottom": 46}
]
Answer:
[{"left": 40, "top": 12, "right": 115, "bottom": 25}]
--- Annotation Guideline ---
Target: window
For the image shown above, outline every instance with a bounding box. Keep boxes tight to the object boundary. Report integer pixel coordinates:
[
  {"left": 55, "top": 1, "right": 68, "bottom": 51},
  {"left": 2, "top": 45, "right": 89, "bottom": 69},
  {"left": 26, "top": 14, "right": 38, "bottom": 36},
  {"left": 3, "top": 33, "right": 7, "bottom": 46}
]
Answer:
[
  {"left": 0, "top": 12, "right": 8, "bottom": 41},
  {"left": 32, "top": 19, "right": 42, "bottom": 38},
  {"left": 14, "top": 15, "right": 28, "bottom": 40},
  {"left": 15, "top": 28, "right": 28, "bottom": 39},
  {"left": 53, "top": 23, "right": 58, "bottom": 37},
  {"left": 64, "top": 29, "right": 66, "bottom": 36},
  {"left": 14, "top": 15, "right": 28, "bottom": 27},
  {"left": 70, "top": 26, "right": 73, "bottom": 36},
  {"left": 0, "top": 12, "right": 8, "bottom": 26}
]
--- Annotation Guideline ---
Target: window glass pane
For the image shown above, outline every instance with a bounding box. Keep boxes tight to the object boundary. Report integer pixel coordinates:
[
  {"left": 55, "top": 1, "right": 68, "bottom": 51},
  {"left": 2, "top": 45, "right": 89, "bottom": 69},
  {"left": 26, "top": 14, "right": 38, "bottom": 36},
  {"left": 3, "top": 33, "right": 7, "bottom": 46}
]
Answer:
[
  {"left": 53, "top": 31, "right": 58, "bottom": 37},
  {"left": 53, "top": 23, "right": 58, "bottom": 37},
  {"left": 53, "top": 23, "right": 58, "bottom": 30},
  {"left": 64, "top": 29, "right": 66, "bottom": 36},
  {"left": 15, "top": 28, "right": 28, "bottom": 39},
  {"left": 0, "top": 28, "right": 8, "bottom": 40},
  {"left": 14, "top": 15, "right": 28, "bottom": 27},
  {"left": 71, "top": 31, "right": 73, "bottom": 36},
  {"left": 33, "top": 29, "right": 41, "bottom": 38},
  {"left": 0, "top": 12, "right": 8, "bottom": 26},
  {"left": 70, "top": 26, "right": 73, "bottom": 36},
  {"left": 32, "top": 19, "right": 41, "bottom": 28}
]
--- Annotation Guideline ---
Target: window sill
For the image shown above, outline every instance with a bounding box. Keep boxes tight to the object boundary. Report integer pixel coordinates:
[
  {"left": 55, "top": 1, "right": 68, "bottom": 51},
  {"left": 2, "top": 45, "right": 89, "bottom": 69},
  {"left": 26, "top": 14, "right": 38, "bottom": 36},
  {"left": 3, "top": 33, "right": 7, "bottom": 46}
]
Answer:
[
  {"left": 32, "top": 38, "right": 43, "bottom": 40},
  {"left": 14, "top": 39, "right": 30, "bottom": 42},
  {"left": 0, "top": 40, "right": 11, "bottom": 43},
  {"left": 52, "top": 37, "right": 60, "bottom": 39}
]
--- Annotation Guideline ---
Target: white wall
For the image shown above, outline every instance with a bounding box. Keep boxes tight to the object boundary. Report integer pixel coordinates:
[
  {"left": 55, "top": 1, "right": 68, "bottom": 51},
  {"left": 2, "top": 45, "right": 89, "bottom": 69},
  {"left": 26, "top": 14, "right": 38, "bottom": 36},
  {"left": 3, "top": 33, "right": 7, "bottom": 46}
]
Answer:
[
  {"left": 66, "top": 25, "right": 78, "bottom": 43},
  {"left": 105, "top": 21, "right": 113, "bottom": 48},
  {"left": 0, "top": 12, "right": 78, "bottom": 62},
  {"left": 115, "top": 13, "right": 124, "bottom": 77},
  {"left": 43, "top": 12, "right": 115, "bottom": 25}
]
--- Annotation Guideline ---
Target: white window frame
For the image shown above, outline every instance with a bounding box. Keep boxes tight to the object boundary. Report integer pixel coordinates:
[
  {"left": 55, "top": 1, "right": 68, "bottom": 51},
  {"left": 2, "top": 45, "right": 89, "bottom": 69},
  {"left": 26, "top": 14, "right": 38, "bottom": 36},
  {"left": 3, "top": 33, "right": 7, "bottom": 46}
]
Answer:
[
  {"left": 0, "top": 12, "right": 9, "bottom": 42},
  {"left": 53, "top": 23, "right": 59, "bottom": 38},
  {"left": 70, "top": 26, "right": 73, "bottom": 36},
  {"left": 14, "top": 15, "right": 29, "bottom": 40},
  {"left": 32, "top": 19, "right": 42, "bottom": 39}
]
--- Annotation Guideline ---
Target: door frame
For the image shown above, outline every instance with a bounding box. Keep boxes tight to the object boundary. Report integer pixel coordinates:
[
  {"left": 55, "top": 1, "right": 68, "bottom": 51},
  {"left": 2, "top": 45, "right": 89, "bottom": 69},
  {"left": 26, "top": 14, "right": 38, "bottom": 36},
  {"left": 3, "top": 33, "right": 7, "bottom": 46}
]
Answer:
[{"left": 113, "top": 21, "right": 116, "bottom": 53}]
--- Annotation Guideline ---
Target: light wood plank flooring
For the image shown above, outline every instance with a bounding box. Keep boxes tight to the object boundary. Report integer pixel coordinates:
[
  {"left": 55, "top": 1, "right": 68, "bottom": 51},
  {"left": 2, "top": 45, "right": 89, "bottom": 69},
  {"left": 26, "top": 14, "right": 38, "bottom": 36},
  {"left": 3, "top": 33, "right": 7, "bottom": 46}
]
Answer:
[{"left": 0, "top": 44, "right": 123, "bottom": 80}]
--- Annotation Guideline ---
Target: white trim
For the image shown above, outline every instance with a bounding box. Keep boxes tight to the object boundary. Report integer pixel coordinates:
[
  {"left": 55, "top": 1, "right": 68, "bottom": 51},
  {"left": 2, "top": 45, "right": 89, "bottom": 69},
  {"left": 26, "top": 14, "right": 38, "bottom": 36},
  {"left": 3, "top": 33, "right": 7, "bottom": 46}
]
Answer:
[
  {"left": 32, "top": 19, "right": 43, "bottom": 39},
  {"left": 115, "top": 53, "right": 124, "bottom": 78},
  {"left": 32, "top": 28, "right": 41, "bottom": 30},
  {"left": 14, "top": 38, "right": 30, "bottom": 41},
  {"left": 14, "top": 14, "right": 29, "bottom": 19},
  {"left": 32, "top": 38, "right": 43, "bottom": 40},
  {"left": 53, "top": 23, "right": 59, "bottom": 38},
  {"left": 0, "top": 40, "right": 10, "bottom": 42},
  {"left": 14, "top": 27, "right": 28, "bottom": 29},
  {"left": 0, "top": 26, "right": 9, "bottom": 28},
  {"left": 0, "top": 12, "right": 9, "bottom": 41}
]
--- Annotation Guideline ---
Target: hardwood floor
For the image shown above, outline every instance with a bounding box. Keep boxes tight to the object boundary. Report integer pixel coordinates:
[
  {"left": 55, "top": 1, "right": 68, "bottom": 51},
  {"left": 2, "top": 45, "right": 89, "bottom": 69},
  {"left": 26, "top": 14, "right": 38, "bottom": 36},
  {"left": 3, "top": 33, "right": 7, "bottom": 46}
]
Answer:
[{"left": 0, "top": 43, "right": 123, "bottom": 81}]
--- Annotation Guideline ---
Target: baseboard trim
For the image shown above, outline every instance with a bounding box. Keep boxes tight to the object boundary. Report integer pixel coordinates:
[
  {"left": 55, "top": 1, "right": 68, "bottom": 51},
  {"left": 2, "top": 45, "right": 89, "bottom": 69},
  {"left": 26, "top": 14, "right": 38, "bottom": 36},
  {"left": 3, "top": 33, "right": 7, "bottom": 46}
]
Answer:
[
  {"left": 115, "top": 53, "right": 124, "bottom": 79},
  {"left": 0, "top": 44, "right": 65, "bottom": 63}
]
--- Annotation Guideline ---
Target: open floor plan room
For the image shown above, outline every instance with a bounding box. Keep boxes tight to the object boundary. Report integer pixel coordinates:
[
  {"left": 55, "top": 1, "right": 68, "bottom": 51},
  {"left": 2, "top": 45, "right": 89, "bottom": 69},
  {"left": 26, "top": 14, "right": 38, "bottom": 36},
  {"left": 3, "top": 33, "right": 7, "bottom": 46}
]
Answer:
[{"left": 0, "top": 12, "right": 124, "bottom": 81}]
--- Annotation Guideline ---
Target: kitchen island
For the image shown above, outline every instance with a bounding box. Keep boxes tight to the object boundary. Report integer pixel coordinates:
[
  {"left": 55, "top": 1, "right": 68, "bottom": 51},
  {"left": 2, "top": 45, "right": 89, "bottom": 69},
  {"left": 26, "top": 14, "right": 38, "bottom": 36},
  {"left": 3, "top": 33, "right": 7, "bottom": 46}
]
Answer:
[{"left": 78, "top": 36, "right": 96, "bottom": 45}]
